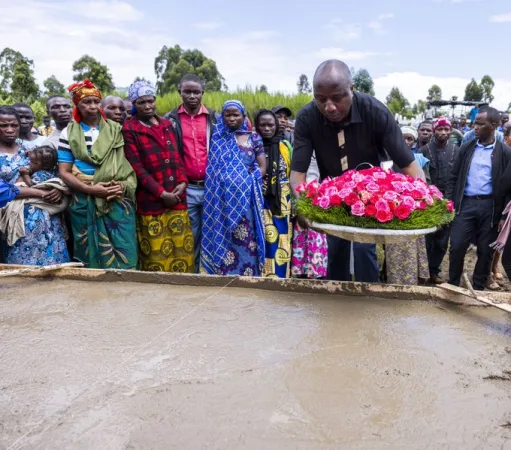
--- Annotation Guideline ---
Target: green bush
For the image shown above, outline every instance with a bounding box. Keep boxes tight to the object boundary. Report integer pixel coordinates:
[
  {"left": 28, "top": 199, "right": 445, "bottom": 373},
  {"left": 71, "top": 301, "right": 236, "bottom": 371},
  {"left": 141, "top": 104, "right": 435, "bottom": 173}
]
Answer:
[{"left": 156, "top": 89, "right": 312, "bottom": 120}]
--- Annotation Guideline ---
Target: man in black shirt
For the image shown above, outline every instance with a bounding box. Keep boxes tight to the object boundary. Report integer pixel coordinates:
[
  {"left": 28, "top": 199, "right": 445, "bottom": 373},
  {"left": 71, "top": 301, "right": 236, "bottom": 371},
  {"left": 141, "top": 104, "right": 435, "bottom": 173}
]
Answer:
[{"left": 290, "top": 59, "right": 423, "bottom": 282}]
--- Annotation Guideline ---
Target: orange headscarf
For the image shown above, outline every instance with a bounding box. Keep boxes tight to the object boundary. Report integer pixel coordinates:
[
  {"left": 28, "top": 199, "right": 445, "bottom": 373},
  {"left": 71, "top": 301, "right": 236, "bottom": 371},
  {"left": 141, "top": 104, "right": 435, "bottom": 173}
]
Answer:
[{"left": 67, "top": 79, "right": 105, "bottom": 122}]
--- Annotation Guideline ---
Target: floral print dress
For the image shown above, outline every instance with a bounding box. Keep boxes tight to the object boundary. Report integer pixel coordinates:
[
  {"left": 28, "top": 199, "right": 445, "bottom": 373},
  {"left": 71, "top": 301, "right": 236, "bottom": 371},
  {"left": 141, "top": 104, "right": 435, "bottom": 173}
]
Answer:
[{"left": 0, "top": 148, "right": 69, "bottom": 266}]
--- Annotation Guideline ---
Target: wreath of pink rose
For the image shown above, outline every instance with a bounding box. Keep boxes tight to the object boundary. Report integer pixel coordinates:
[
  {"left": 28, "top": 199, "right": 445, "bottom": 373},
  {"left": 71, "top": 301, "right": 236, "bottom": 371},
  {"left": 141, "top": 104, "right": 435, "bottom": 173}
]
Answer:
[{"left": 296, "top": 167, "right": 454, "bottom": 225}]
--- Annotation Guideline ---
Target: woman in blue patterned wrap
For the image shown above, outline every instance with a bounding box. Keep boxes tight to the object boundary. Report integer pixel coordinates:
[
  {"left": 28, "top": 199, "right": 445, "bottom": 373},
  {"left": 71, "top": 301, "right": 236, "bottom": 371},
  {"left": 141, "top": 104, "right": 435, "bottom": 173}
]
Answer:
[{"left": 201, "top": 100, "right": 267, "bottom": 276}]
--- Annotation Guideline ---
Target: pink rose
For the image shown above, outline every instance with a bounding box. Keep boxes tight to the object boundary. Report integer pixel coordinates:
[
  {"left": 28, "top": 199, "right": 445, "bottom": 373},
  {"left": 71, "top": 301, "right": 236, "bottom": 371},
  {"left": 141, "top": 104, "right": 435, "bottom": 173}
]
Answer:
[
  {"left": 343, "top": 181, "right": 356, "bottom": 190},
  {"left": 307, "top": 180, "right": 320, "bottom": 192},
  {"left": 312, "top": 196, "right": 321, "bottom": 206},
  {"left": 446, "top": 200, "right": 454, "bottom": 212},
  {"left": 330, "top": 194, "right": 343, "bottom": 206},
  {"left": 391, "top": 181, "right": 405, "bottom": 193},
  {"left": 318, "top": 196, "right": 331, "bottom": 209},
  {"left": 392, "top": 173, "right": 407, "bottom": 182},
  {"left": 345, "top": 192, "right": 360, "bottom": 206},
  {"left": 401, "top": 195, "right": 415, "bottom": 209},
  {"left": 373, "top": 171, "right": 387, "bottom": 180},
  {"left": 403, "top": 182, "right": 415, "bottom": 192},
  {"left": 395, "top": 204, "right": 412, "bottom": 220},
  {"left": 353, "top": 173, "right": 365, "bottom": 183},
  {"left": 375, "top": 199, "right": 390, "bottom": 212},
  {"left": 383, "top": 190, "right": 398, "bottom": 202},
  {"left": 411, "top": 189, "right": 424, "bottom": 200},
  {"left": 351, "top": 201, "right": 366, "bottom": 216},
  {"left": 429, "top": 186, "right": 443, "bottom": 200},
  {"left": 424, "top": 194, "right": 434, "bottom": 206},
  {"left": 365, "top": 204, "right": 377, "bottom": 217},
  {"left": 359, "top": 190, "right": 372, "bottom": 203},
  {"left": 376, "top": 209, "right": 394, "bottom": 223},
  {"left": 339, "top": 188, "right": 353, "bottom": 199},
  {"left": 366, "top": 182, "right": 380, "bottom": 193},
  {"left": 415, "top": 201, "right": 427, "bottom": 210},
  {"left": 363, "top": 175, "right": 374, "bottom": 184},
  {"left": 296, "top": 182, "right": 307, "bottom": 194},
  {"left": 324, "top": 186, "right": 338, "bottom": 197}
]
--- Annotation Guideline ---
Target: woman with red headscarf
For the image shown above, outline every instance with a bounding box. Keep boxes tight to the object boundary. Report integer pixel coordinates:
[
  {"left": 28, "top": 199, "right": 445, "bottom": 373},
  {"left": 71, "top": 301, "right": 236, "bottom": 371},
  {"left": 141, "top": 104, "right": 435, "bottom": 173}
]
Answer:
[{"left": 58, "top": 79, "right": 138, "bottom": 269}]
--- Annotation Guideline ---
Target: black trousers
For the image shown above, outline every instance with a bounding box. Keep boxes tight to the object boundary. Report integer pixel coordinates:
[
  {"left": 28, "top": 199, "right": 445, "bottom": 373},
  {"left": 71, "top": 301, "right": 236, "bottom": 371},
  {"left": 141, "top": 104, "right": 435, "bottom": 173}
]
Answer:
[
  {"left": 502, "top": 235, "right": 511, "bottom": 280},
  {"left": 327, "top": 236, "right": 379, "bottom": 282},
  {"left": 426, "top": 225, "right": 451, "bottom": 277},
  {"left": 448, "top": 197, "right": 497, "bottom": 290}
]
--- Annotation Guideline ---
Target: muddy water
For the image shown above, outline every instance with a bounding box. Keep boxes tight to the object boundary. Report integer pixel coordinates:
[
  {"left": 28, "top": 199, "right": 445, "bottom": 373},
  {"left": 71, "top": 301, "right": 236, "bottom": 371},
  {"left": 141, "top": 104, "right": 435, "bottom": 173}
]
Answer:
[{"left": 0, "top": 278, "right": 510, "bottom": 449}]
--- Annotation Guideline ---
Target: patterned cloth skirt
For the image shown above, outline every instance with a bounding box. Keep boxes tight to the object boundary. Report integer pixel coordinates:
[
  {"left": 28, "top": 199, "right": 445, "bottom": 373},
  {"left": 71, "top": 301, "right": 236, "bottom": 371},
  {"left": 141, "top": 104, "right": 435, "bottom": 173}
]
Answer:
[
  {"left": 385, "top": 237, "right": 429, "bottom": 285},
  {"left": 263, "top": 183, "right": 293, "bottom": 278},
  {"left": 137, "top": 210, "right": 194, "bottom": 273}
]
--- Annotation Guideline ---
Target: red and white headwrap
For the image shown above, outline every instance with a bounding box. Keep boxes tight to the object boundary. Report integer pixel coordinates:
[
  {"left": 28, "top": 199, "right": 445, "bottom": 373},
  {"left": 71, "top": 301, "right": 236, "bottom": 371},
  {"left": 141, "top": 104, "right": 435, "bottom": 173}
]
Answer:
[
  {"left": 67, "top": 79, "right": 104, "bottom": 122},
  {"left": 433, "top": 117, "right": 452, "bottom": 131}
]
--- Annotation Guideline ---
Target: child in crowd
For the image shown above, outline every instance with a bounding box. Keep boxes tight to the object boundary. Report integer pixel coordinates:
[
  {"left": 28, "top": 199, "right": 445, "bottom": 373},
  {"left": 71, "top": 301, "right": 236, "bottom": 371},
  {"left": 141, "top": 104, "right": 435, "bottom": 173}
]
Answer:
[{"left": 18, "top": 146, "right": 58, "bottom": 186}]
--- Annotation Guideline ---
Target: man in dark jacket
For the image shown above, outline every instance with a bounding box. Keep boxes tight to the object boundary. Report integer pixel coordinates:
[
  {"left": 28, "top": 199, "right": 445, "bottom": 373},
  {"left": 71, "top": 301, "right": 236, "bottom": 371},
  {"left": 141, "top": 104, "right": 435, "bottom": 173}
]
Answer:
[
  {"left": 446, "top": 107, "right": 511, "bottom": 290},
  {"left": 164, "top": 74, "right": 219, "bottom": 272},
  {"left": 420, "top": 117, "right": 459, "bottom": 284}
]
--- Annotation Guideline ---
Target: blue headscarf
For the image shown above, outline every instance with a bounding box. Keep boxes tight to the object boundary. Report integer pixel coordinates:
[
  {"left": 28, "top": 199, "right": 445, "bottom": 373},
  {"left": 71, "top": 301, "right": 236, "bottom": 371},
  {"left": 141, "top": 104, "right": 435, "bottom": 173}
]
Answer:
[
  {"left": 201, "top": 100, "right": 265, "bottom": 275},
  {"left": 128, "top": 80, "right": 156, "bottom": 115}
]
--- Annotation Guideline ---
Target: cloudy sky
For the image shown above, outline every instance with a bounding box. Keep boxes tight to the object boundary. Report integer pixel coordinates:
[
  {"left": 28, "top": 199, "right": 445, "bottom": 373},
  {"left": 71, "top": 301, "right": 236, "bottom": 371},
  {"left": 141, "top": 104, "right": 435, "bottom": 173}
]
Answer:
[{"left": 2, "top": 0, "right": 511, "bottom": 110}]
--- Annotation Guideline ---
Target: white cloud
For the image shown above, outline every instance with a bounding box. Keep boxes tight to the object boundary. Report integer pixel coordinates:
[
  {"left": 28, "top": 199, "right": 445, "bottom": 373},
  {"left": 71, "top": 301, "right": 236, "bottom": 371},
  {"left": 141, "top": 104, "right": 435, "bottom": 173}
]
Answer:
[
  {"left": 194, "top": 22, "right": 222, "bottom": 30},
  {"left": 71, "top": 0, "right": 143, "bottom": 21},
  {"left": 368, "top": 13, "right": 394, "bottom": 34},
  {"left": 490, "top": 13, "right": 511, "bottom": 23},
  {"left": 373, "top": 72, "right": 511, "bottom": 111},
  {"left": 0, "top": 0, "right": 166, "bottom": 88},
  {"left": 316, "top": 47, "right": 378, "bottom": 61},
  {"left": 324, "top": 19, "right": 362, "bottom": 42}
]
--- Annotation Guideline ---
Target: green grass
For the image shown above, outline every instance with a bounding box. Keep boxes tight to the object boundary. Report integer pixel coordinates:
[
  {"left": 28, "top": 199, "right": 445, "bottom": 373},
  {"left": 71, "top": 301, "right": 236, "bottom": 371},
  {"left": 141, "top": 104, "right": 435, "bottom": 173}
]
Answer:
[
  {"left": 297, "top": 197, "right": 454, "bottom": 230},
  {"left": 156, "top": 89, "right": 312, "bottom": 119}
]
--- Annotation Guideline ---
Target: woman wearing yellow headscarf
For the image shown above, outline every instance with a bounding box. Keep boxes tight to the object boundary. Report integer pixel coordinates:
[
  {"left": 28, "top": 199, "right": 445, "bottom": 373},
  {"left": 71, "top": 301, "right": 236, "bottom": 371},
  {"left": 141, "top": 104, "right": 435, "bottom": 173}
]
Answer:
[{"left": 58, "top": 79, "right": 138, "bottom": 269}]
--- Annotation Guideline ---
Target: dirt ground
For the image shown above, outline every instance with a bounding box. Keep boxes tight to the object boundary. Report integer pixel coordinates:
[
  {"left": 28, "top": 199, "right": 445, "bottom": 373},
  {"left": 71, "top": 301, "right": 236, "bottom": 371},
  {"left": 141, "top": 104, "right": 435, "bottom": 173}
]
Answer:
[{"left": 1, "top": 277, "right": 510, "bottom": 449}]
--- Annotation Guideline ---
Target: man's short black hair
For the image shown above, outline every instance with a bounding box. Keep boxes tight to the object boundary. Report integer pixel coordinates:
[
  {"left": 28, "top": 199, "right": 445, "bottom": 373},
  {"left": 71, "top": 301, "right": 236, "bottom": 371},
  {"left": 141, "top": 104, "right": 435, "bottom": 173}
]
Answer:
[
  {"left": 504, "top": 123, "right": 511, "bottom": 138},
  {"left": 12, "top": 102, "right": 32, "bottom": 111},
  {"left": 178, "top": 74, "right": 205, "bottom": 91},
  {"left": 46, "top": 95, "right": 68, "bottom": 109},
  {"left": 418, "top": 120, "right": 433, "bottom": 129},
  {"left": 478, "top": 106, "right": 500, "bottom": 125}
]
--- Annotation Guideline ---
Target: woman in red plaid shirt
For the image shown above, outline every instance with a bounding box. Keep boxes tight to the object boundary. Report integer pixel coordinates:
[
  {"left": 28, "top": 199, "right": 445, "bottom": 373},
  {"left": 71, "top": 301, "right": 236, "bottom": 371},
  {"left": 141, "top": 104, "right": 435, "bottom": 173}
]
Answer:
[{"left": 123, "top": 81, "right": 194, "bottom": 273}]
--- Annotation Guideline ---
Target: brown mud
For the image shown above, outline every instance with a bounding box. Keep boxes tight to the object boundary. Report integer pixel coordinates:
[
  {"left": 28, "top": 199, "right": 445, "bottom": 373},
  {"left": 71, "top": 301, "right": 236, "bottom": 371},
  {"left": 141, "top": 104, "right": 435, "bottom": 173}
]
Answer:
[{"left": 1, "top": 278, "right": 510, "bottom": 449}]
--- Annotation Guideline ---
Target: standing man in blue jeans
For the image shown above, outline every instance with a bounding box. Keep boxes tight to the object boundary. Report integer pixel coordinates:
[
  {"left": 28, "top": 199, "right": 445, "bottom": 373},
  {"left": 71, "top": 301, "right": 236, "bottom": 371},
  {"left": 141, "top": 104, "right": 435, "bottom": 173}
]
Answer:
[{"left": 165, "top": 74, "right": 219, "bottom": 272}]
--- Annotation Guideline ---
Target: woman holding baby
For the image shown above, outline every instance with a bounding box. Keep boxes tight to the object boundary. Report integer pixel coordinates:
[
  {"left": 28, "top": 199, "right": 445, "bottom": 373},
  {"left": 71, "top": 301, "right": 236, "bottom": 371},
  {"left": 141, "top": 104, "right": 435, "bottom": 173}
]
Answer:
[{"left": 0, "top": 106, "right": 69, "bottom": 265}]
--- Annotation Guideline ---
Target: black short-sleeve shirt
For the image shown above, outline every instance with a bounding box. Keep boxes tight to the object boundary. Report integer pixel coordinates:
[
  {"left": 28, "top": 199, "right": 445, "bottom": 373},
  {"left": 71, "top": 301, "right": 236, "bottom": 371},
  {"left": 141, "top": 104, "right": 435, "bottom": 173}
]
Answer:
[{"left": 291, "top": 92, "right": 414, "bottom": 181}]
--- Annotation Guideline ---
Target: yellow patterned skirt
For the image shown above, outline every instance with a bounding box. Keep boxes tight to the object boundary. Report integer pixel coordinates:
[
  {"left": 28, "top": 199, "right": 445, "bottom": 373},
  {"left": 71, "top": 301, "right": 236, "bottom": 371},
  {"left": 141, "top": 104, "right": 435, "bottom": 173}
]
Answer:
[
  {"left": 137, "top": 210, "right": 194, "bottom": 273},
  {"left": 263, "top": 183, "right": 293, "bottom": 278}
]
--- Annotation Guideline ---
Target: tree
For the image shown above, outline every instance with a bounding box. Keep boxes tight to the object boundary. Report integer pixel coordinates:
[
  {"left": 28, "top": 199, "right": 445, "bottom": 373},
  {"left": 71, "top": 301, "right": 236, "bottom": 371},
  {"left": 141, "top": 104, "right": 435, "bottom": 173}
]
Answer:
[
  {"left": 353, "top": 68, "right": 375, "bottom": 96},
  {"left": 297, "top": 74, "right": 311, "bottom": 94},
  {"left": 480, "top": 75, "right": 495, "bottom": 104},
  {"left": 154, "top": 45, "right": 225, "bottom": 94},
  {"left": 43, "top": 75, "right": 66, "bottom": 96},
  {"left": 133, "top": 76, "right": 149, "bottom": 83},
  {"left": 426, "top": 84, "right": 442, "bottom": 102},
  {"left": 72, "top": 55, "right": 115, "bottom": 93},
  {"left": 464, "top": 78, "right": 483, "bottom": 102},
  {"left": 257, "top": 84, "right": 269, "bottom": 94},
  {"left": 0, "top": 48, "right": 39, "bottom": 100},
  {"left": 386, "top": 86, "right": 409, "bottom": 115}
]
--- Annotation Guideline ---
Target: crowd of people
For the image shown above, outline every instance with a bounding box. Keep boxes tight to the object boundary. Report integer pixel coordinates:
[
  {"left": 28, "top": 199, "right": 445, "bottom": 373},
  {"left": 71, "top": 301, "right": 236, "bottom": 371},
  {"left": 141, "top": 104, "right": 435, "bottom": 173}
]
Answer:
[{"left": 0, "top": 59, "right": 510, "bottom": 292}]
